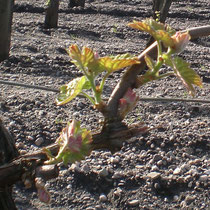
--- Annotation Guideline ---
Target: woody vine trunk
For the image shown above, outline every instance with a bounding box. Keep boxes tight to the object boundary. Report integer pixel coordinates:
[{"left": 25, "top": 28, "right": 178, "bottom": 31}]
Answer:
[{"left": 0, "top": 118, "right": 19, "bottom": 210}]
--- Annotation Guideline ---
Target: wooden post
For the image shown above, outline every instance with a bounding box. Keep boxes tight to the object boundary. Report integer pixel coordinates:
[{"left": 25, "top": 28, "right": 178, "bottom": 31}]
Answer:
[
  {"left": 45, "top": 0, "right": 60, "bottom": 28},
  {"left": 146, "top": 0, "right": 173, "bottom": 47},
  {"left": 0, "top": 118, "right": 19, "bottom": 210},
  {"left": 0, "top": 0, "right": 14, "bottom": 62}
]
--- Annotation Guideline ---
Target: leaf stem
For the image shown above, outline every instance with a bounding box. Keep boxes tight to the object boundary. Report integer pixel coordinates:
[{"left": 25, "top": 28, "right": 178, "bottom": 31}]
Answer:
[{"left": 80, "top": 92, "right": 95, "bottom": 105}]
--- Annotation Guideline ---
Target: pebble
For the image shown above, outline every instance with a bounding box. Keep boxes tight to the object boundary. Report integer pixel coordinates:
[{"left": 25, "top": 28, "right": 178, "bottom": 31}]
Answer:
[
  {"left": 27, "top": 135, "right": 34, "bottom": 141},
  {"left": 114, "top": 188, "right": 123, "bottom": 197},
  {"left": 128, "top": 199, "right": 139, "bottom": 206},
  {"left": 70, "top": 163, "right": 81, "bottom": 172},
  {"left": 112, "top": 171, "right": 123, "bottom": 179},
  {"left": 99, "top": 167, "right": 109, "bottom": 177},
  {"left": 185, "top": 195, "right": 196, "bottom": 205},
  {"left": 82, "top": 164, "right": 90, "bottom": 173},
  {"left": 147, "top": 172, "right": 161, "bottom": 180},
  {"left": 35, "top": 137, "right": 44, "bottom": 146},
  {"left": 153, "top": 154, "right": 162, "bottom": 161},
  {"left": 99, "top": 194, "right": 107, "bottom": 202},
  {"left": 180, "top": 163, "right": 190, "bottom": 172},
  {"left": 173, "top": 195, "right": 179, "bottom": 201},
  {"left": 110, "top": 156, "right": 120, "bottom": 164},
  {"left": 151, "top": 165, "right": 159, "bottom": 171},
  {"left": 173, "top": 167, "right": 182, "bottom": 175},
  {"left": 157, "top": 160, "right": 163, "bottom": 166},
  {"left": 199, "top": 175, "right": 208, "bottom": 182}
]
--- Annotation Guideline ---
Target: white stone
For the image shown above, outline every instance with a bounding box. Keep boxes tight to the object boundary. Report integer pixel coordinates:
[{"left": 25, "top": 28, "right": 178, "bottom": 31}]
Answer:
[
  {"left": 173, "top": 167, "right": 182, "bottom": 175},
  {"left": 99, "top": 194, "right": 107, "bottom": 202},
  {"left": 128, "top": 199, "right": 139, "bottom": 206},
  {"left": 147, "top": 172, "right": 161, "bottom": 180}
]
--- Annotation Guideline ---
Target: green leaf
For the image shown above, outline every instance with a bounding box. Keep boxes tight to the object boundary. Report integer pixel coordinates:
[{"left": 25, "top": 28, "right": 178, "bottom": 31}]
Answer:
[
  {"left": 172, "top": 57, "right": 203, "bottom": 96},
  {"left": 68, "top": 44, "right": 98, "bottom": 72},
  {"left": 128, "top": 19, "right": 176, "bottom": 45},
  {"left": 155, "top": 30, "right": 175, "bottom": 47},
  {"left": 56, "top": 76, "right": 91, "bottom": 105},
  {"left": 144, "top": 54, "right": 155, "bottom": 70},
  {"left": 128, "top": 19, "right": 165, "bottom": 37},
  {"left": 98, "top": 54, "right": 140, "bottom": 73}
]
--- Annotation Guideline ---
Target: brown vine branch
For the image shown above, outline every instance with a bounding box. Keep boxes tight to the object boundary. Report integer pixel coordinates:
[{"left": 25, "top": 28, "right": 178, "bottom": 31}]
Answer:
[
  {"left": 0, "top": 121, "right": 149, "bottom": 188},
  {"left": 105, "top": 25, "right": 210, "bottom": 121}
]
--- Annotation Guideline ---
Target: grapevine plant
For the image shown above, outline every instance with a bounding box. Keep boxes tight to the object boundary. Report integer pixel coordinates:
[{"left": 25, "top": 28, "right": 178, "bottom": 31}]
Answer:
[{"left": 37, "top": 19, "right": 202, "bottom": 202}]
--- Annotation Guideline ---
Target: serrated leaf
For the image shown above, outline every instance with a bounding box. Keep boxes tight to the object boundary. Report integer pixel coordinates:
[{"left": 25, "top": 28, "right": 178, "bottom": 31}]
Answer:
[
  {"left": 144, "top": 54, "right": 155, "bottom": 70},
  {"left": 128, "top": 20, "right": 156, "bottom": 37},
  {"left": 56, "top": 76, "right": 91, "bottom": 105},
  {"left": 128, "top": 19, "right": 166, "bottom": 37},
  {"left": 172, "top": 57, "right": 203, "bottom": 96},
  {"left": 68, "top": 44, "right": 97, "bottom": 71},
  {"left": 98, "top": 55, "right": 140, "bottom": 73},
  {"left": 155, "top": 30, "right": 175, "bottom": 47}
]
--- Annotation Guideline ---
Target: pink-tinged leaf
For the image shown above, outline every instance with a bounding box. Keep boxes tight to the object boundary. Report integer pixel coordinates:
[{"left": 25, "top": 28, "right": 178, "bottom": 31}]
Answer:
[
  {"left": 98, "top": 56, "right": 140, "bottom": 73},
  {"left": 37, "top": 186, "right": 51, "bottom": 204},
  {"left": 128, "top": 20, "right": 156, "bottom": 37},
  {"left": 172, "top": 57, "right": 203, "bottom": 96},
  {"left": 118, "top": 88, "right": 139, "bottom": 119},
  {"left": 56, "top": 76, "right": 91, "bottom": 105},
  {"left": 68, "top": 44, "right": 97, "bottom": 70},
  {"left": 55, "top": 120, "right": 92, "bottom": 165},
  {"left": 171, "top": 31, "right": 191, "bottom": 54}
]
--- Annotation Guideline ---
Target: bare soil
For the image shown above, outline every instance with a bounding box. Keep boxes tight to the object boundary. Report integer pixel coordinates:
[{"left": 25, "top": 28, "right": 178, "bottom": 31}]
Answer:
[{"left": 0, "top": 0, "right": 209, "bottom": 209}]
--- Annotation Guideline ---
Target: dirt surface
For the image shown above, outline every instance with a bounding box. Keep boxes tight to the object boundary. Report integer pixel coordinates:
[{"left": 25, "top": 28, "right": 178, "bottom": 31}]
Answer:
[{"left": 0, "top": 0, "right": 209, "bottom": 209}]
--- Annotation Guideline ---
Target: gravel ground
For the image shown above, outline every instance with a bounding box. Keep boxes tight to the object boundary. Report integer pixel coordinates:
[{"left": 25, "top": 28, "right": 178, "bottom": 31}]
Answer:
[{"left": 0, "top": 0, "right": 209, "bottom": 209}]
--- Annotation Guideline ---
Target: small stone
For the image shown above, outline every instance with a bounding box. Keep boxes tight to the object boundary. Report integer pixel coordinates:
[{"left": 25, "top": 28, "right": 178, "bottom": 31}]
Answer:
[
  {"left": 147, "top": 172, "right": 161, "bottom": 180},
  {"left": 95, "top": 205, "right": 102, "bottom": 209},
  {"left": 185, "top": 195, "right": 196, "bottom": 205},
  {"left": 173, "top": 167, "right": 182, "bottom": 175},
  {"left": 114, "top": 188, "right": 123, "bottom": 197},
  {"left": 99, "top": 167, "right": 109, "bottom": 177},
  {"left": 154, "top": 182, "right": 160, "bottom": 189},
  {"left": 128, "top": 199, "right": 139, "bottom": 206},
  {"left": 9, "top": 121, "right": 16, "bottom": 127},
  {"left": 157, "top": 160, "right": 163, "bottom": 166},
  {"left": 70, "top": 163, "right": 81, "bottom": 172},
  {"left": 27, "top": 136, "right": 34, "bottom": 141},
  {"left": 110, "top": 156, "right": 120, "bottom": 164},
  {"left": 112, "top": 172, "right": 123, "bottom": 179},
  {"left": 199, "top": 175, "right": 208, "bottom": 182},
  {"left": 35, "top": 137, "right": 44, "bottom": 146},
  {"left": 180, "top": 201, "right": 187, "bottom": 208},
  {"left": 188, "top": 181, "right": 193, "bottom": 188},
  {"left": 151, "top": 165, "right": 159, "bottom": 171},
  {"left": 181, "top": 163, "right": 190, "bottom": 172},
  {"left": 173, "top": 195, "right": 179, "bottom": 201},
  {"left": 99, "top": 194, "right": 107, "bottom": 202},
  {"left": 153, "top": 154, "right": 162, "bottom": 161},
  {"left": 82, "top": 164, "right": 90, "bottom": 173}
]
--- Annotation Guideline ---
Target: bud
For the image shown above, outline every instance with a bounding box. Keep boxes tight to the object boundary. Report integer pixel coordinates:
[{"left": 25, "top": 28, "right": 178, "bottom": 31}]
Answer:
[
  {"left": 118, "top": 88, "right": 139, "bottom": 119},
  {"left": 63, "top": 119, "right": 82, "bottom": 153},
  {"left": 171, "top": 31, "right": 191, "bottom": 54},
  {"left": 35, "top": 178, "right": 51, "bottom": 204},
  {"left": 55, "top": 120, "right": 92, "bottom": 165}
]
